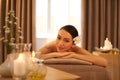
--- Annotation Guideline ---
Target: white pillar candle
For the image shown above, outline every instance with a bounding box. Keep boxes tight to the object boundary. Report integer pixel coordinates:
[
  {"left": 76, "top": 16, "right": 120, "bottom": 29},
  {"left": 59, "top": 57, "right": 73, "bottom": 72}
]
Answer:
[
  {"left": 13, "top": 53, "right": 26, "bottom": 76},
  {"left": 32, "top": 51, "right": 35, "bottom": 58},
  {"left": 32, "top": 51, "right": 35, "bottom": 62}
]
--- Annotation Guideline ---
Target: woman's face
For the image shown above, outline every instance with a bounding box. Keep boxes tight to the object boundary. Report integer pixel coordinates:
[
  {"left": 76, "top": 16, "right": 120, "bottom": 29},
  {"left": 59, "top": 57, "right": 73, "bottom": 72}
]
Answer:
[{"left": 56, "top": 29, "right": 73, "bottom": 52}]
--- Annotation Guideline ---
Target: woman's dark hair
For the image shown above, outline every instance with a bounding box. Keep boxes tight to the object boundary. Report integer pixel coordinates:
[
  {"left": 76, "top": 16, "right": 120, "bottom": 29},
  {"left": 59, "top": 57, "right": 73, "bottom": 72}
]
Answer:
[{"left": 60, "top": 25, "right": 78, "bottom": 39}]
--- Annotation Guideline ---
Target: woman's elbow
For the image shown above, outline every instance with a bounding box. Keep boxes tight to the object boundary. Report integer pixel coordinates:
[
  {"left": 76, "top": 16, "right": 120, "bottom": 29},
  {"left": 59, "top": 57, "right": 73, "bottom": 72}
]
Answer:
[
  {"left": 102, "top": 59, "right": 108, "bottom": 67},
  {"left": 95, "top": 59, "right": 108, "bottom": 67}
]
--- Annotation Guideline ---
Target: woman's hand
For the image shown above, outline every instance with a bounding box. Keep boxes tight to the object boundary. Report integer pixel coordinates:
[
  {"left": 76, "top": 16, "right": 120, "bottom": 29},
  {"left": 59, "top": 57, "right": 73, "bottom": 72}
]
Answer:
[
  {"left": 59, "top": 52, "right": 77, "bottom": 58},
  {"left": 53, "top": 52, "right": 71, "bottom": 58}
]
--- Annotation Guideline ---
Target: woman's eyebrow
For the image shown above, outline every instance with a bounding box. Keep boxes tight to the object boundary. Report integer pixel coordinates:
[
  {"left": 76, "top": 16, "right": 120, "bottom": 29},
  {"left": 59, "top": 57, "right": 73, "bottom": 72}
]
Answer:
[
  {"left": 58, "top": 33, "right": 71, "bottom": 40},
  {"left": 64, "top": 38, "right": 70, "bottom": 40},
  {"left": 57, "top": 34, "right": 61, "bottom": 37}
]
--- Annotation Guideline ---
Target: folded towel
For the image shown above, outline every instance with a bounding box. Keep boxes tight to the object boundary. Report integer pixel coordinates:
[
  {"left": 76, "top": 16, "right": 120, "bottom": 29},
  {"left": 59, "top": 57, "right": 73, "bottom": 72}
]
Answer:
[{"left": 43, "top": 58, "right": 92, "bottom": 65}]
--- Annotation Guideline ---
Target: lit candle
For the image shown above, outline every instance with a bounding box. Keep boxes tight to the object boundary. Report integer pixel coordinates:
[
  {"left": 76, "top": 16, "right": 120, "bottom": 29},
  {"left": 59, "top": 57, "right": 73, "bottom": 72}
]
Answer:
[
  {"left": 13, "top": 53, "right": 26, "bottom": 76},
  {"left": 32, "top": 51, "right": 35, "bottom": 58},
  {"left": 32, "top": 51, "right": 36, "bottom": 62}
]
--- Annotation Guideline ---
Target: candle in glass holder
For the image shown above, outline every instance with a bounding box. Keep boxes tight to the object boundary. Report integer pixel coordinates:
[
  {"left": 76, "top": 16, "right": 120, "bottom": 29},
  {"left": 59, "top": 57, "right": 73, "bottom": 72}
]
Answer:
[{"left": 13, "top": 53, "right": 26, "bottom": 77}]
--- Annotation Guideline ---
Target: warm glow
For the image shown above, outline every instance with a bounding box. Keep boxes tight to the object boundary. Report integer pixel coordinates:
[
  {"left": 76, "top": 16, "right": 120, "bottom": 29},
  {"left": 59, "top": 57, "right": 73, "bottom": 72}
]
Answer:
[
  {"left": 13, "top": 53, "right": 26, "bottom": 76},
  {"left": 32, "top": 51, "right": 35, "bottom": 58},
  {"left": 36, "top": 0, "right": 81, "bottom": 38},
  {"left": 18, "top": 53, "right": 24, "bottom": 59}
]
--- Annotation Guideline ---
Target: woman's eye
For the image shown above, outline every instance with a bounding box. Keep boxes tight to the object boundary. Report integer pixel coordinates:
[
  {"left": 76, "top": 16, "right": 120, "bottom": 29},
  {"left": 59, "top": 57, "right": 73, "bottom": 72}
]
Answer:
[
  {"left": 57, "top": 36, "right": 61, "bottom": 40},
  {"left": 64, "top": 39, "right": 70, "bottom": 42}
]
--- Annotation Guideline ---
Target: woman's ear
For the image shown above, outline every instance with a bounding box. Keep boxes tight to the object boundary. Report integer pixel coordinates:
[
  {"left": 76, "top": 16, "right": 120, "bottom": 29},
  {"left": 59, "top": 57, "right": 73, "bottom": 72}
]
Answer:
[{"left": 72, "top": 41, "right": 76, "bottom": 45}]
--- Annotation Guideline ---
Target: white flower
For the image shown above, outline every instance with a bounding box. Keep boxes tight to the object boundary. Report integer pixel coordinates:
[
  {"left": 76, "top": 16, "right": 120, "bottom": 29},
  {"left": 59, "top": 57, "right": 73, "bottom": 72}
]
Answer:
[
  {"left": 14, "top": 22, "right": 17, "bottom": 25},
  {"left": 0, "top": 37, "right": 4, "bottom": 41},
  {"left": 9, "top": 21, "right": 12, "bottom": 24},
  {"left": 10, "top": 38, "right": 15, "bottom": 42},
  {"left": 3, "top": 26, "right": 6, "bottom": 28},
  {"left": 73, "top": 36, "right": 81, "bottom": 44},
  {"left": 9, "top": 42, "right": 15, "bottom": 46},
  {"left": 3, "top": 39, "right": 8, "bottom": 43},
  {"left": 11, "top": 13, "right": 14, "bottom": 17},
  {"left": 19, "top": 36, "right": 23, "bottom": 39},
  {"left": 5, "top": 27, "right": 10, "bottom": 33}
]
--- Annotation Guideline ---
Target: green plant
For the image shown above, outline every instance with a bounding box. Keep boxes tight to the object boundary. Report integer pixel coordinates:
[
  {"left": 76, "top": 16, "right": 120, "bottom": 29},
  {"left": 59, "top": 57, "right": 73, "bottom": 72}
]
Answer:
[{"left": 0, "top": 10, "right": 23, "bottom": 54}]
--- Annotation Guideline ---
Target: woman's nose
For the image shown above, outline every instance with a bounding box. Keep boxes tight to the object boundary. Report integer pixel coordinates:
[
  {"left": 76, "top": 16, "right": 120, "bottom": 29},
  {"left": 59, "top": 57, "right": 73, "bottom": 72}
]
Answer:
[{"left": 58, "top": 40, "right": 64, "bottom": 46}]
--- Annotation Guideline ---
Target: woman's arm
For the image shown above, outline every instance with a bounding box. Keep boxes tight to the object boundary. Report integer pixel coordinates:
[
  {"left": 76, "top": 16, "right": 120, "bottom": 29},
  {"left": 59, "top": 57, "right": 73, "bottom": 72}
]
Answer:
[
  {"left": 62, "top": 48, "right": 108, "bottom": 67},
  {"left": 39, "top": 52, "right": 71, "bottom": 59},
  {"left": 71, "top": 45, "right": 91, "bottom": 55},
  {"left": 74, "top": 53, "right": 108, "bottom": 67},
  {"left": 70, "top": 45, "right": 108, "bottom": 66}
]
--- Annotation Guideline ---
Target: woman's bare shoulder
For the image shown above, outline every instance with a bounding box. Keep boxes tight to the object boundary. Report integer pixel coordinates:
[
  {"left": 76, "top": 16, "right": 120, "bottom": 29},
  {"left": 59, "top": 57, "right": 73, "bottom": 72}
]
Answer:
[
  {"left": 45, "top": 40, "right": 56, "bottom": 47},
  {"left": 71, "top": 45, "right": 91, "bottom": 55},
  {"left": 38, "top": 40, "right": 56, "bottom": 53}
]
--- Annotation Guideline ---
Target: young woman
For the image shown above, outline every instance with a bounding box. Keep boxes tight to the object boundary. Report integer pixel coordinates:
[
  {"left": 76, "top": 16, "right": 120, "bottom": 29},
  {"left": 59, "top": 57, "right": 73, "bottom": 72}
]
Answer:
[{"left": 37, "top": 25, "right": 108, "bottom": 67}]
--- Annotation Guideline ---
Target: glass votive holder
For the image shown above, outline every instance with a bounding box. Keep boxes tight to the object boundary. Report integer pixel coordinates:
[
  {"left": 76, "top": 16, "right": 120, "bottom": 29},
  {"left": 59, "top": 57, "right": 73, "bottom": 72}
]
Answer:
[
  {"left": 23, "top": 43, "right": 32, "bottom": 53},
  {"left": 27, "top": 61, "right": 47, "bottom": 80},
  {"left": 12, "top": 73, "right": 27, "bottom": 80}
]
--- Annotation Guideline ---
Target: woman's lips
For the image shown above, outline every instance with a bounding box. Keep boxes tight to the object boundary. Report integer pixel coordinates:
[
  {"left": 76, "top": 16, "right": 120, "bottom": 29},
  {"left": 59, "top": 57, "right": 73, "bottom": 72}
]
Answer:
[{"left": 57, "top": 47, "right": 64, "bottom": 51}]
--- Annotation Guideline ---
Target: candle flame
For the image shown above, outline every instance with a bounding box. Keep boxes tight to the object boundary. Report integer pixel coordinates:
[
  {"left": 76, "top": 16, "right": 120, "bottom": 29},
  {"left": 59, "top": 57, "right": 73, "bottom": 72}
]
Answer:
[
  {"left": 32, "top": 51, "right": 35, "bottom": 58},
  {"left": 18, "top": 53, "right": 23, "bottom": 59}
]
